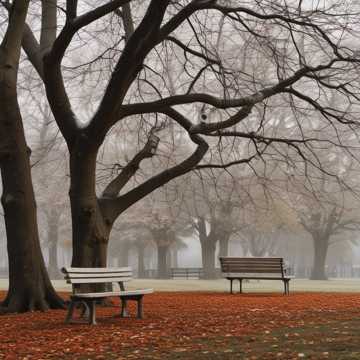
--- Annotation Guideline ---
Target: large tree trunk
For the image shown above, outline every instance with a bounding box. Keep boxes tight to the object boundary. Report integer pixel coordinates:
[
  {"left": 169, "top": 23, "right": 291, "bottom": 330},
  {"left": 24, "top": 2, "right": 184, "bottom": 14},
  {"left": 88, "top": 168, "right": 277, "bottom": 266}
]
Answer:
[
  {"left": 310, "top": 236, "right": 329, "bottom": 280},
  {"left": 0, "top": 1, "right": 64, "bottom": 312},
  {"left": 157, "top": 244, "right": 169, "bottom": 279},
  {"left": 69, "top": 149, "right": 113, "bottom": 293},
  {"left": 69, "top": 149, "right": 110, "bottom": 269},
  {"left": 0, "top": 110, "right": 64, "bottom": 312},
  {"left": 0, "top": 114, "right": 64, "bottom": 312}
]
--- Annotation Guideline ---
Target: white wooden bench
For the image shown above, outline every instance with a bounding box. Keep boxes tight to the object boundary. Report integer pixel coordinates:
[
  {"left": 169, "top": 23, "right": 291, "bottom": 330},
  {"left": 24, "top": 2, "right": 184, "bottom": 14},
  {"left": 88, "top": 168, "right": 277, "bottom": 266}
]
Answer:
[
  {"left": 219, "top": 257, "right": 293, "bottom": 295},
  {"left": 62, "top": 267, "right": 153, "bottom": 325}
]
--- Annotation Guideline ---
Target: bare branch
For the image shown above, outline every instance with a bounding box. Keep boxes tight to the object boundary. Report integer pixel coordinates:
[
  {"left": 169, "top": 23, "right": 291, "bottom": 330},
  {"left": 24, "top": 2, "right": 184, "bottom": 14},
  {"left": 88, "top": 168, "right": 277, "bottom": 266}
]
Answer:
[{"left": 102, "top": 129, "right": 160, "bottom": 198}]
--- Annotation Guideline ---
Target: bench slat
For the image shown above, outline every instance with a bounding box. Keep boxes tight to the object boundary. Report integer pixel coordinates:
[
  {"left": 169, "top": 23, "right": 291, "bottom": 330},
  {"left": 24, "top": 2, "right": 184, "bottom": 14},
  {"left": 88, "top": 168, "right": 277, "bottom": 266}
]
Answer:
[
  {"left": 221, "top": 264, "right": 283, "bottom": 267},
  {"left": 65, "top": 272, "right": 132, "bottom": 278},
  {"left": 227, "top": 260, "right": 282, "bottom": 262},
  {"left": 221, "top": 263, "right": 283, "bottom": 267},
  {"left": 223, "top": 272, "right": 291, "bottom": 277},
  {"left": 222, "top": 269, "right": 282, "bottom": 274},
  {"left": 65, "top": 276, "right": 133, "bottom": 284},
  {"left": 220, "top": 260, "right": 283, "bottom": 262},
  {"left": 225, "top": 276, "right": 292, "bottom": 280},
  {"left": 72, "top": 289, "right": 154, "bottom": 298},
  {"left": 221, "top": 261, "right": 282, "bottom": 266},
  {"left": 220, "top": 263, "right": 283, "bottom": 267},
  {"left": 220, "top": 257, "right": 283, "bottom": 260},
  {"left": 221, "top": 264, "right": 282, "bottom": 268},
  {"left": 63, "top": 267, "right": 131, "bottom": 273}
]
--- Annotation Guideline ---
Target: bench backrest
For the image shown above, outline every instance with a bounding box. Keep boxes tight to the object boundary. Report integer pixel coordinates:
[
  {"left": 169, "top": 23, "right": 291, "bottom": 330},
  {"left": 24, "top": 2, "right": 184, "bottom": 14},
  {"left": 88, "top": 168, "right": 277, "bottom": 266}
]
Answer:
[
  {"left": 61, "top": 267, "right": 133, "bottom": 284},
  {"left": 219, "top": 257, "right": 286, "bottom": 277}
]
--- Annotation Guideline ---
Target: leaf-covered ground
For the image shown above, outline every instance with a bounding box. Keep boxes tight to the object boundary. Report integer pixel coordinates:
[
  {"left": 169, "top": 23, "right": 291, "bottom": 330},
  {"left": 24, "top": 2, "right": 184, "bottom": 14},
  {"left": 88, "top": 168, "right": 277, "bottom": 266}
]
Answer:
[{"left": 1, "top": 292, "right": 360, "bottom": 359}]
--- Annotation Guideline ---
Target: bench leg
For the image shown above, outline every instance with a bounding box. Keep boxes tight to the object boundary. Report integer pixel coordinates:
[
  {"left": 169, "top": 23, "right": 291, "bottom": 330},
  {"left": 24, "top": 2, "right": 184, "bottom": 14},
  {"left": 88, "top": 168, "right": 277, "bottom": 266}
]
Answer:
[
  {"left": 285, "top": 280, "right": 290, "bottom": 295},
  {"left": 120, "top": 298, "right": 129, "bottom": 318},
  {"left": 79, "top": 301, "right": 90, "bottom": 318},
  {"left": 65, "top": 300, "right": 76, "bottom": 324},
  {"left": 283, "top": 280, "right": 290, "bottom": 295},
  {"left": 239, "top": 279, "right": 243, "bottom": 294},
  {"left": 88, "top": 300, "right": 97, "bottom": 325},
  {"left": 137, "top": 296, "right": 143, "bottom": 319},
  {"left": 230, "top": 279, "right": 233, "bottom": 294}
]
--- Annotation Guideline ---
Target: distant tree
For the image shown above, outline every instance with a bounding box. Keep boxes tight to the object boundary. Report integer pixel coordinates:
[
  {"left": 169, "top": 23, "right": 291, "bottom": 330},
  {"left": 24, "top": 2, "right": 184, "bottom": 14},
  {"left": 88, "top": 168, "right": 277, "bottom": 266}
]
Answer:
[
  {"left": 108, "top": 226, "right": 136, "bottom": 267},
  {"left": 28, "top": 100, "right": 69, "bottom": 279},
  {"left": 288, "top": 157, "right": 360, "bottom": 280},
  {"left": 132, "top": 232, "right": 151, "bottom": 278},
  {"left": 239, "top": 196, "right": 298, "bottom": 257},
  {"left": 109, "top": 189, "right": 189, "bottom": 278},
  {"left": 141, "top": 195, "right": 191, "bottom": 278},
  {"left": 182, "top": 170, "right": 250, "bottom": 278},
  {"left": 296, "top": 198, "right": 360, "bottom": 280}
]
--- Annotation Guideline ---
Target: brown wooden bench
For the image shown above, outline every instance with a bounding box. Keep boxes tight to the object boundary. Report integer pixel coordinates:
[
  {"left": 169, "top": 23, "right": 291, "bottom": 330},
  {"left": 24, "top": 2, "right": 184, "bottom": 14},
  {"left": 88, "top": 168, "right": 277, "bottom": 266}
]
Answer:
[
  {"left": 219, "top": 257, "right": 292, "bottom": 295},
  {"left": 62, "top": 267, "right": 153, "bottom": 325}
]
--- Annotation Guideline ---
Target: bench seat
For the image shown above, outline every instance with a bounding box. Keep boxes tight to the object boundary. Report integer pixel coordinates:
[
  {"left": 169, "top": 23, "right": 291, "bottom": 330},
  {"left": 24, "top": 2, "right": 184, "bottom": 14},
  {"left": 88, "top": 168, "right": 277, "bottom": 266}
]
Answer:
[
  {"left": 71, "top": 289, "right": 154, "bottom": 298},
  {"left": 224, "top": 275, "right": 294, "bottom": 280}
]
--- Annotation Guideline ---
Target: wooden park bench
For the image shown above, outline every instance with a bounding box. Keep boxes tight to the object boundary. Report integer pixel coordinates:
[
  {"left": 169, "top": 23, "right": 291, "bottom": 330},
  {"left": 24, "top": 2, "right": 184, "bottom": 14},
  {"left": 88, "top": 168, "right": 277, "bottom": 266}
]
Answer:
[
  {"left": 219, "top": 257, "right": 292, "bottom": 295},
  {"left": 171, "top": 267, "right": 203, "bottom": 279},
  {"left": 62, "top": 267, "right": 153, "bottom": 325}
]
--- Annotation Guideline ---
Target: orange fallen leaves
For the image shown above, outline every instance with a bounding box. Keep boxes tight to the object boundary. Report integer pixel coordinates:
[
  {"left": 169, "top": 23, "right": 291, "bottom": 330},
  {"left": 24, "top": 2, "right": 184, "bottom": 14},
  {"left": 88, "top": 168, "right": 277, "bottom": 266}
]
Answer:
[{"left": 0, "top": 292, "right": 359, "bottom": 359}]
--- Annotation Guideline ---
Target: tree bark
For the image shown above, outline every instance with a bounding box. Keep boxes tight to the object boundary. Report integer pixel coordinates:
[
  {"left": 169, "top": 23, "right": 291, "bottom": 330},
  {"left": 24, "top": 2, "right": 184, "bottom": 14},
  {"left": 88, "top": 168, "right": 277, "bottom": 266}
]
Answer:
[
  {"left": 69, "top": 148, "right": 111, "bottom": 269},
  {"left": 310, "top": 235, "right": 329, "bottom": 280},
  {"left": 68, "top": 147, "right": 115, "bottom": 294},
  {"left": 0, "top": 102, "right": 64, "bottom": 312}
]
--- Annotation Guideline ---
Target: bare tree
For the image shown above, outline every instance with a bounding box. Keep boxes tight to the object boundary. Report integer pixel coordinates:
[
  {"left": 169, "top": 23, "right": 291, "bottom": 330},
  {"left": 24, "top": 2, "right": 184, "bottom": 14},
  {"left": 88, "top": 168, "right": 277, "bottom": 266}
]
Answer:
[
  {"left": 291, "top": 179, "right": 360, "bottom": 279},
  {"left": 182, "top": 170, "right": 247, "bottom": 278},
  {"left": 279, "top": 130, "right": 360, "bottom": 280}
]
